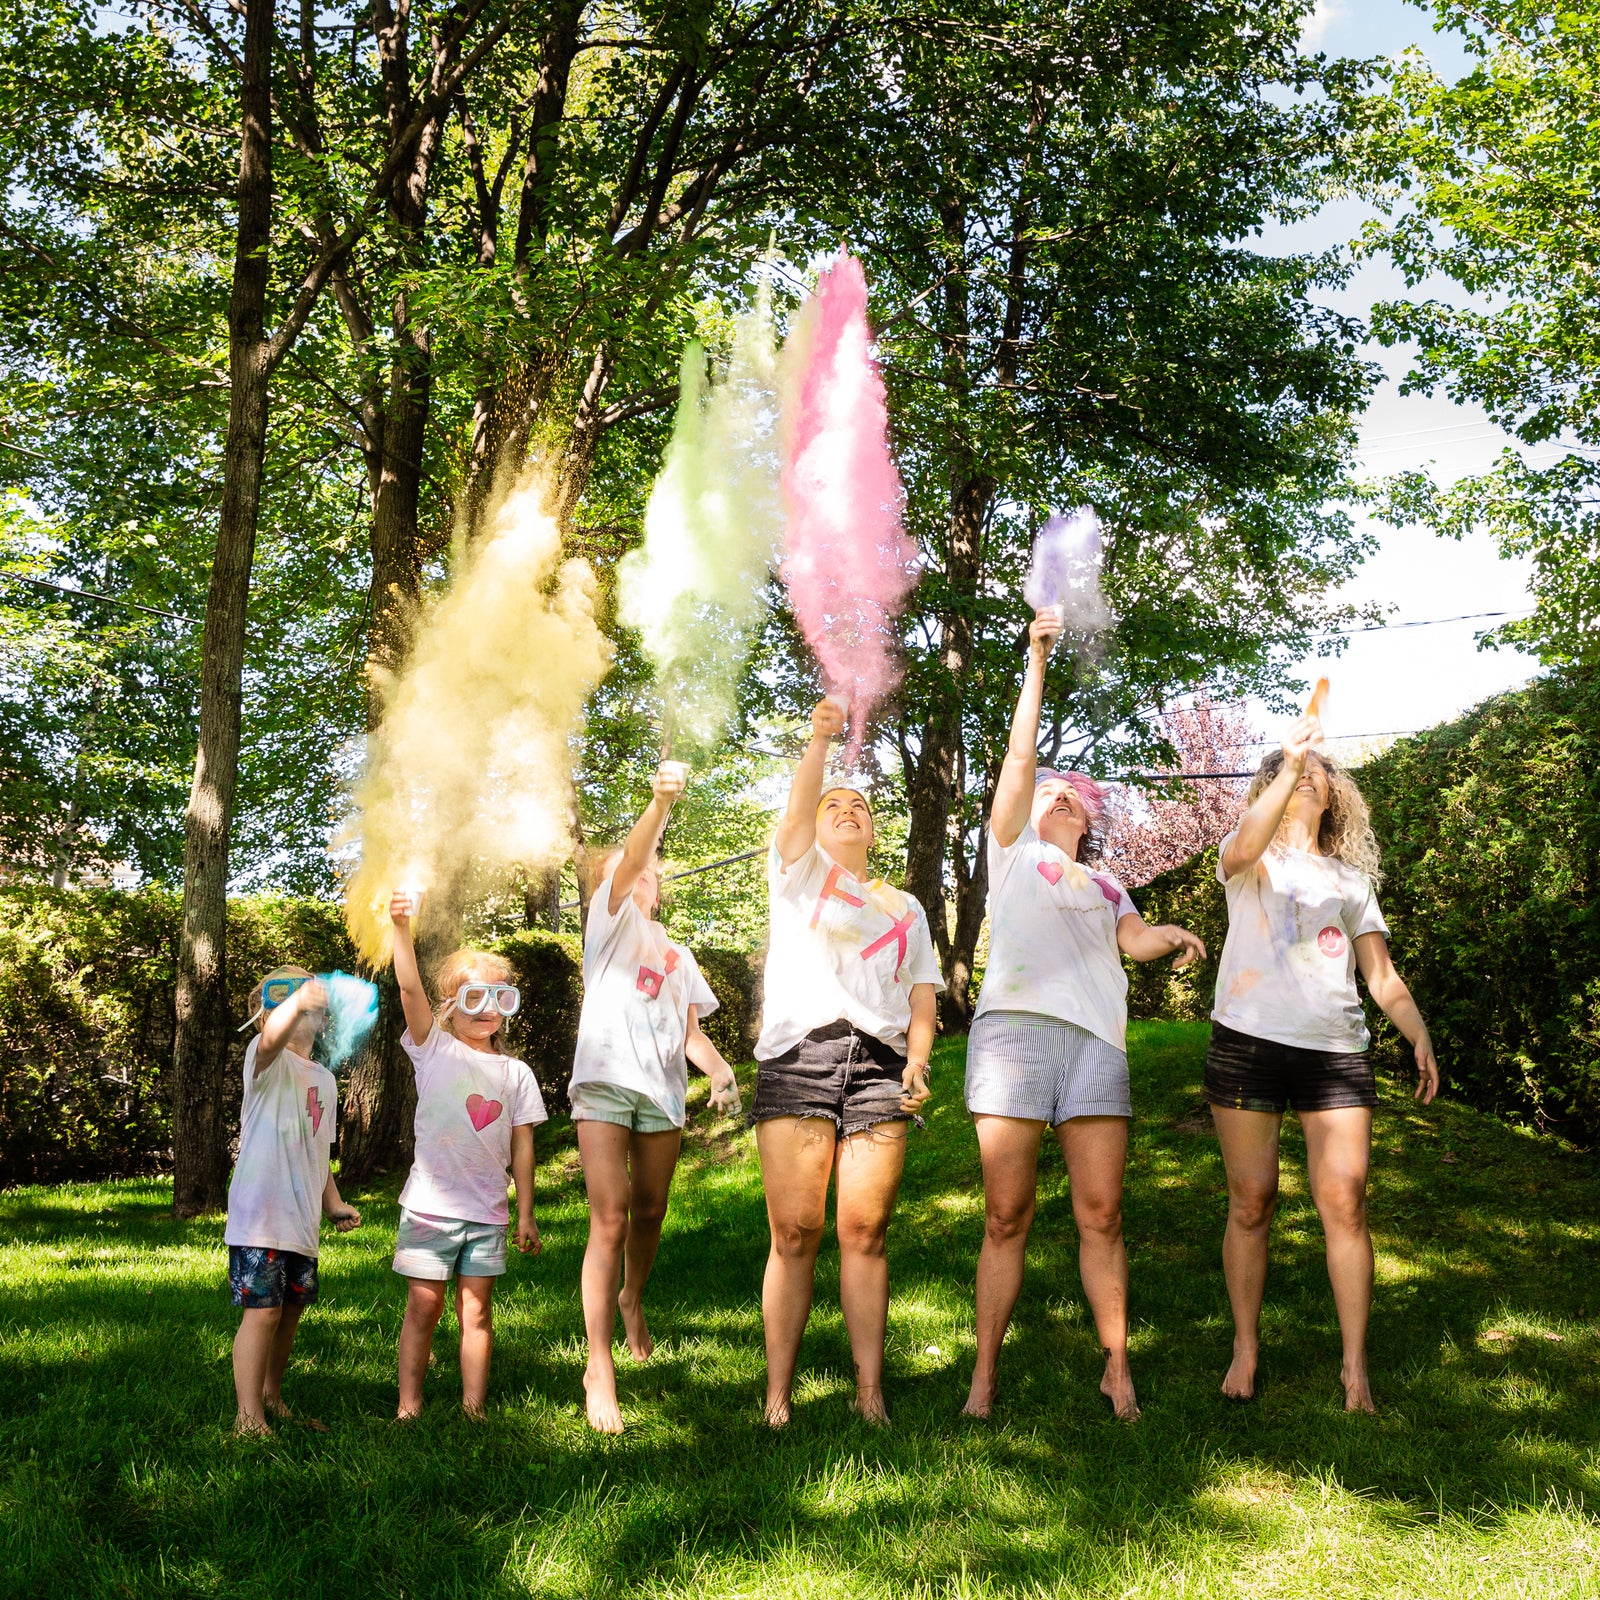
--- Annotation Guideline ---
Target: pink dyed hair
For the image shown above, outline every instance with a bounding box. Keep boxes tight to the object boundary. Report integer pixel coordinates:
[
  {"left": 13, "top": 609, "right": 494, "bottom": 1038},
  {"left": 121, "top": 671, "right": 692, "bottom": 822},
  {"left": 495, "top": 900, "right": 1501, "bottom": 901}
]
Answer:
[{"left": 1035, "top": 768, "right": 1108, "bottom": 823}]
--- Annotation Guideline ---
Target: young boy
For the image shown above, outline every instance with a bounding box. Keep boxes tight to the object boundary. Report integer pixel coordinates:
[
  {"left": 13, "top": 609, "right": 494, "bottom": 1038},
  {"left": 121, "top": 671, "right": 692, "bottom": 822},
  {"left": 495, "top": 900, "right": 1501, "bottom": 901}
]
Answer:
[{"left": 224, "top": 966, "right": 361, "bottom": 1434}]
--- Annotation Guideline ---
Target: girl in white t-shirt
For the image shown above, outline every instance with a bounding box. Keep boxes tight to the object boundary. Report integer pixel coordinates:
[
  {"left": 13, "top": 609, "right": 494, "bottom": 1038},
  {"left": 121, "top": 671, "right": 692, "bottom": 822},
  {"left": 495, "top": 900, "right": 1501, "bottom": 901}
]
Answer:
[
  {"left": 225, "top": 966, "right": 361, "bottom": 1434},
  {"left": 570, "top": 761, "right": 741, "bottom": 1435},
  {"left": 963, "top": 609, "right": 1205, "bottom": 1423},
  {"left": 388, "top": 899, "right": 548, "bottom": 1418},
  {"left": 752, "top": 696, "right": 944, "bottom": 1428},
  {"left": 1207, "top": 711, "right": 1439, "bottom": 1412}
]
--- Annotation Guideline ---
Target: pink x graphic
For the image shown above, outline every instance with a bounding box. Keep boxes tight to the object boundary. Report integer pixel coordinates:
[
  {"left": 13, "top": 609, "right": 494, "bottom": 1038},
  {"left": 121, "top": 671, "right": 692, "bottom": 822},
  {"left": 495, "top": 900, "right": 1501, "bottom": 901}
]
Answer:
[
  {"left": 860, "top": 908, "right": 918, "bottom": 980},
  {"left": 809, "top": 862, "right": 866, "bottom": 929}
]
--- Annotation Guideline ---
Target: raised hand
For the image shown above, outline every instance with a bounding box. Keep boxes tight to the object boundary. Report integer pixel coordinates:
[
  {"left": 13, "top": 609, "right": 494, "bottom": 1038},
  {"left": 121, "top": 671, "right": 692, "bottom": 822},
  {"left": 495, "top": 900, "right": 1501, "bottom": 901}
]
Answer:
[
  {"left": 811, "top": 696, "right": 846, "bottom": 743},
  {"left": 1030, "top": 607, "right": 1063, "bottom": 656},
  {"left": 1280, "top": 712, "right": 1323, "bottom": 769},
  {"left": 653, "top": 760, "right": 687, "bottom": 807}
]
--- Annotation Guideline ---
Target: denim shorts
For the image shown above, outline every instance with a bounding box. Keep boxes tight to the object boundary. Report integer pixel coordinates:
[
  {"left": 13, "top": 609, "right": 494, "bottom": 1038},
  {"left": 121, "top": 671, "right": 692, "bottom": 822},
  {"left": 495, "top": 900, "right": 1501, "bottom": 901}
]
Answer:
[
  {"left": 1203, "top": 1020, "right": 1377, "bottom": 1114},
  {"left": 966, "top": 1010, "right": 1132, "bottom": 1123},
  {"left": 570, "top": 1079, "right": 680, "bottom": 1134},
  {"left": 391, "top": 1209, "right": 508, "bottom": 1280},
  {"left": 750, "top": 1020, "right": 911, "bottom": 1136},
  {"left": 229, "top": 1244, "right": 318, "bottom": 1309}
]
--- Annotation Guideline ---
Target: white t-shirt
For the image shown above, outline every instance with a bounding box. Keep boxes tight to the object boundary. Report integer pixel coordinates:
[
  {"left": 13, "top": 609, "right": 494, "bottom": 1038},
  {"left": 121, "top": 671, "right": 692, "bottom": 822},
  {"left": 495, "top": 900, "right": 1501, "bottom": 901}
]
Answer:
[
  {"left": 398, "top": 1026, "right": 548, "bottom": 1226},
  {"left": 974, "top": 822, "right": 1139, "bottom": 1050},
  {"left": 756, "top": 841, "right": 945, "bottom": 1060},
  {"left": 1211, "top": 831, "right": 1390, "bottom": 1052},
  {"left": 571, "top": 869, "right": 719, "bottom": 1126},
  {"left": 224, "top": 1037, "right": 338, "bottom": 1257}
]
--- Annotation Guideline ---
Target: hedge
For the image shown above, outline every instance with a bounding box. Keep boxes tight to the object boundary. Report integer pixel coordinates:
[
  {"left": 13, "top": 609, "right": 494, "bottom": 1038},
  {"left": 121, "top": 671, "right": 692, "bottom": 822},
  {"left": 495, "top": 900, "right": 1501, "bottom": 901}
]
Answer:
[
  {"left": 0, "top": 887, "right": 763, "bottom": 1184},
  {"left": 1129, "top": 668, "right": 1600, "bottom": 1144}
]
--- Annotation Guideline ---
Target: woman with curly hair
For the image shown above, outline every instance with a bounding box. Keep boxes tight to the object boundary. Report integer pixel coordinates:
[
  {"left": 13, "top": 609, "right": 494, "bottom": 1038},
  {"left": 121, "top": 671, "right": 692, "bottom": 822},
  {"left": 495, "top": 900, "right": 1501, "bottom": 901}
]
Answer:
[
  {"left": 1208, "top": 709, "right": 1439, "bottom": 1412},
  {"left": 961, "top": 608, "right": 1206, "bottom": 1422}
]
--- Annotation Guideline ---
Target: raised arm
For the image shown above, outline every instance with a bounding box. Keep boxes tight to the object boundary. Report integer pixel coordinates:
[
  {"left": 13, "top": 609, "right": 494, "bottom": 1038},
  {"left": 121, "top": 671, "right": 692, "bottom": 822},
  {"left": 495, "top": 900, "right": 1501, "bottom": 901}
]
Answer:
[
  {"left": 1219, "top": 713, "right": 1322, "bottom": 879},
  {"left": 387, "top": 891, "right": 436, "bottom": 1044},
  {"left": 774, "top": 698, "right": 844, "bottom": 867},
  {"left": 255, "top": 979, "right": 327, "bottom": 1074},
  {"left": 992, "top": 611, "right": 1063, "bottom": 848},
  {"left": 1355, "top": 932, "right": 1439, "bottom": 1104},
  {"left": 609, "top": 762, "right": 685, "bottom": 915}
]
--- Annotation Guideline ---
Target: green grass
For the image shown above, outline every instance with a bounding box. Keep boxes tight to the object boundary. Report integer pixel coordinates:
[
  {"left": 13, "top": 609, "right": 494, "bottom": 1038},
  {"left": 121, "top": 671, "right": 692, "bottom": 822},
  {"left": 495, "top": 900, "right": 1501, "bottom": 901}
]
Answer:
[{"left": 2, "top": 1020, "right": 1598, "bottom": 1599}]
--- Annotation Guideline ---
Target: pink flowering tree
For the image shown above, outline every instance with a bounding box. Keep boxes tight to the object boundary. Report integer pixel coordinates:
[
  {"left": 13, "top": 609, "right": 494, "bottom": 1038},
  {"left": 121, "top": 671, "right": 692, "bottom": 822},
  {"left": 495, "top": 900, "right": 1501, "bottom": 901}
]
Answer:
[{"left": 1102, "top": 694, "right": 1258, "bottom": 886}]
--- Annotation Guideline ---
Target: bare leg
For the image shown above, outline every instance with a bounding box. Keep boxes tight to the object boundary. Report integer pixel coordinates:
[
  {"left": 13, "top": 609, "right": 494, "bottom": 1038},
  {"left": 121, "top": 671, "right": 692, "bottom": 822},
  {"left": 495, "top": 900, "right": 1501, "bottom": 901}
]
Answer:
[
  {"left": 232, "top": 1305, "right": 283, "bottom": 1434},
  {"left": 1302, "top": 1106, "right": 1376, "bottom": 1413},
  {"left": 577, "top": 1120, "right": 633, "bottom": 1433},
  {"left": 397, "top": 1277, "right": 448, "bottom": 1419},
  {"left": 1058, "top": 1116, "right": 1139, "bottom": 1419},
  {"left": 618, "top": 1128, "right": 684, "bottom": 1361},
  {"left": 755, "top": 1116, "right": 836, "bottom": 1426},
  {"left": 1211, "top": 1106, "right": 1283, "bottom": 1401},
  {"left": 834, "top": 1123, "right": 908, "bottom": 1426},
  {"left": 963, "top": 1115, "right": 1046, "bottom": 1418},
  {"left": 259, "top": 1303, "right": 325, "bottom": 1428},
  {"left": 455, "top": 1276, "right": 495, "bottom": 1417}
]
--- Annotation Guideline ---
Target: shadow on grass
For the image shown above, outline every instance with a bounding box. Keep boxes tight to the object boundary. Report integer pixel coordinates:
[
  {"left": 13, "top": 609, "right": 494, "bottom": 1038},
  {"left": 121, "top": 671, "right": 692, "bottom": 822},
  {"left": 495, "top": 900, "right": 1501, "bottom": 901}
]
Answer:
[{"left": 2, "top": 1021, "right": 1597, "bottom": 1599}]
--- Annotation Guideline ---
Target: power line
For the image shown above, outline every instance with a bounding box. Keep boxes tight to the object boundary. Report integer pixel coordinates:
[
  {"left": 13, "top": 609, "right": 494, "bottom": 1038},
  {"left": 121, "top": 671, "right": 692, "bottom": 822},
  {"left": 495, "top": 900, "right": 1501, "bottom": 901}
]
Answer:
[
  {"left": 0, "top": 570, "right": 202, "bottom": 624},
  {"left": 556, "top": 846, "right": 766, "bottom": 911},
  {"left": 1328, "top": 607, "right": 1531, "bottom": 635}
]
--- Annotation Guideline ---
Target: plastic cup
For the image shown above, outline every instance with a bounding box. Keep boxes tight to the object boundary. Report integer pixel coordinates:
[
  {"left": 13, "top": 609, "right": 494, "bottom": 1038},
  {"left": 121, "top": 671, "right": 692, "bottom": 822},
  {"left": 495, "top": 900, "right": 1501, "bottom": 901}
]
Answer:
[
  {"left": 396, "top": 885, "right": 425, "bottom": 919},
  {"left": 1038, "top": 604, "right": 1065, "bottom": 628},
  {"left": 824, "top": 693, "right": 850, "bottom": 715},
  {"left": 660, "top": 759, "right": 689, "bottom": 788}
]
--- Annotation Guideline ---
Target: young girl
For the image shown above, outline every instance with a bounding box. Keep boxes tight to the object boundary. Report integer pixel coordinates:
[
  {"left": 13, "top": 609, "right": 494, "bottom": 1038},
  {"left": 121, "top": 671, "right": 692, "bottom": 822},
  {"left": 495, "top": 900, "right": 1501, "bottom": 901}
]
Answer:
[
  {"left": 388, "top": 896, "right": 546, "bottom": 1418},
  {"left": 751, "top": 697, "right": 944, "bottom": 1428},
  {"left": 1207, "top": 711, "right": 1438, "bottom": 1411},
  {"left": 962, "top": 609, "right": 1205, "bottom": 1422},
  {"left": 570, "top": 760, "right": 742, "bottom": 1434},
  {"left": 225, "top": 966, "right": 361, "bottom": 1435}
]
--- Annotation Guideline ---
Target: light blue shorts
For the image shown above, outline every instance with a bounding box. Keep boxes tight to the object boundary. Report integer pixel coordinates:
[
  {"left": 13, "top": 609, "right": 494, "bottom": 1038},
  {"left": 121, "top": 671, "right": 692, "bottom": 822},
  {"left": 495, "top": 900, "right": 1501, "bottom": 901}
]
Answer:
[
  {"left": 966, "top": 1010, "right": 1132, "bottom": 1124},
  {"left": 569, "top": 1079, "right": 680, "bottom": 1134},
  {"left": 392, "top": 1208, "right": 508, "bottom": 1280}
]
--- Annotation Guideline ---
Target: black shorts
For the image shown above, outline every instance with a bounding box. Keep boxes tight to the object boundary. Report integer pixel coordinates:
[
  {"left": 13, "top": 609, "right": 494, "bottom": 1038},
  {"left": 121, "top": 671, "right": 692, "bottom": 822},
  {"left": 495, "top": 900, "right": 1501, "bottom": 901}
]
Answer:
[
  {"left": 1202, "top": 1021, "right": 1377, "bottom": 1114},
  {"left": 751, "top": 1020, "right": 912, "bottom": 1136}
]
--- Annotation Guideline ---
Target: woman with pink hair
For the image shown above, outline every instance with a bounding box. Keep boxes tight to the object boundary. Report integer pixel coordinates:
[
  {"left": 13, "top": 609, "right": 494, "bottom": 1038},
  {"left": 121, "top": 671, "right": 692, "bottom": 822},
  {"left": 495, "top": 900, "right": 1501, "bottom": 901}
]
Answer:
[{"left": 962, "top": 609, "right": 1206, "bottom": 1421}]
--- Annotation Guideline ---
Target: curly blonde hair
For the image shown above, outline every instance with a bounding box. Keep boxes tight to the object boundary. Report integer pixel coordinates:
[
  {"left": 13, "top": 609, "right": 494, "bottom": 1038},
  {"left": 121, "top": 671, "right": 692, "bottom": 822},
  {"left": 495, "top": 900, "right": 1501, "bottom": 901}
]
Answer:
[
  {"left": 1246, "top": 750, "right": 1383, "bottom": 888},
  {"left": 432, "top": 947, "right": 514, "bottom": 1049}
]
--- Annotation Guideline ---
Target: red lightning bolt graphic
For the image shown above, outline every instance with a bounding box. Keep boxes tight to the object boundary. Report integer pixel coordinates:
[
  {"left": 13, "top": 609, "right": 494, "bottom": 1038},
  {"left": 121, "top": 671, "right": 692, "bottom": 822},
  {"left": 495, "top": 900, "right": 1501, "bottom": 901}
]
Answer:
[{"left": 306, "top": 1087, "right": 323, "bottom": 1135}]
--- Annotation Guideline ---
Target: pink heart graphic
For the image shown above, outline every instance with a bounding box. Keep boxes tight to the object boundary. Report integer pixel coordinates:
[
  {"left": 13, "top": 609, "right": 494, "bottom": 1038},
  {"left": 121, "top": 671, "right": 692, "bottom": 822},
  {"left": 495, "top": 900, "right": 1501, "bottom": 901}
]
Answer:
[
  {"left": 466, "top": 1093, "right": 503, "bottom": 1132},
  {"left": 1316, "top": 925, "right": 1347, "bottom": 958},
  {"left": 1036, "top": 861, "right": 1065, "bottom": 887},
  {"left": 663, "top": 947, "right": 680, "bottom": 976}
]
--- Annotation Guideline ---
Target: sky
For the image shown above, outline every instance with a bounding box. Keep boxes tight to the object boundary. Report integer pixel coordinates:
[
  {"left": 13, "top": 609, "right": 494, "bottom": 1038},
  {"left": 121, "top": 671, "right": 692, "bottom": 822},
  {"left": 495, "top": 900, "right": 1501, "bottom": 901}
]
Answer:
[{"left": 1242, "top": 0, "right": 1544, "bottom": 758}]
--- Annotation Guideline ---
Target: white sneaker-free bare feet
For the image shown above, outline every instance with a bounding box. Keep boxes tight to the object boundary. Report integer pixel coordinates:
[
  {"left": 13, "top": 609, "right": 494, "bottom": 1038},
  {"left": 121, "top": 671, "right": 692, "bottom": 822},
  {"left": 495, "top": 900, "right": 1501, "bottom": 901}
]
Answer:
[
  {"left": 583, "top": 1362, "right": 625, "bottom": 1434},
  {"left": 1342, "top": 1364, "right": 1376, "bottom": 1414},
  {"left": 960, "top": 1373, "right": 997, "bottom": 1419},
  {"left": 763, "top": 1394, "right": 792, "bottom": 1428},
  {"left": 1100, "top": 1353, "right": 1140, "bottom": 1420},
  {"left": 853, "top": 1385, "right": 890, "bottom": 1427},
  {"left": 1221, "top": 1344, "right": 1258, "bottom": 1402},
  {"left": 618, "top": 1290, "right": 654, "bottom": 1362}
]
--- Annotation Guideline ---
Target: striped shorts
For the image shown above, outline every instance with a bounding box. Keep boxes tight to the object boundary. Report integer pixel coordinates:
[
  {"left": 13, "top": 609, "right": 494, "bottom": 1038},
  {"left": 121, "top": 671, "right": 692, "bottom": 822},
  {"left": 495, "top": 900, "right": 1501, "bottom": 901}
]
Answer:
[{"left": 965, "top": 1010, "right": 1132, "bottom": 1124}]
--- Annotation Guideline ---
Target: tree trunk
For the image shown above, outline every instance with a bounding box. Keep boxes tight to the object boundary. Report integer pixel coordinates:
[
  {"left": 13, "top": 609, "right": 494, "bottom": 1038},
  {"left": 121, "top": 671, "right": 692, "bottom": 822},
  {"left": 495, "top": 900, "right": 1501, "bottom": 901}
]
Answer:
[
  {"left": 523, "top": 865, "right": 562, "bottom": 932},
  {"left": 170, "top": 0, "right": 274, "bottom": 1215}
]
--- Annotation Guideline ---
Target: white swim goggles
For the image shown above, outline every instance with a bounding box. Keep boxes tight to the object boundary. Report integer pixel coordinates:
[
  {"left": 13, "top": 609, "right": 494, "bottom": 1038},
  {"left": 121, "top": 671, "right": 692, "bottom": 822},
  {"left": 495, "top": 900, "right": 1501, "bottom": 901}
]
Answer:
[{"left": 447, "top": 982, "right": 521, "bottom": 1018}]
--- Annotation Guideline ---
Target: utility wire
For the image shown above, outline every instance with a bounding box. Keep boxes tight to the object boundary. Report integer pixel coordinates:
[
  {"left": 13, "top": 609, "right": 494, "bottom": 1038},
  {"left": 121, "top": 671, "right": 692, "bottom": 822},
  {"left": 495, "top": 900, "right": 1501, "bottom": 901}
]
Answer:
[
  {"left": 0, "top": 570, "right": 202, "bottom": 624},
  {"left": 556, "top": 846, "right": 766, "bottom": 910}
]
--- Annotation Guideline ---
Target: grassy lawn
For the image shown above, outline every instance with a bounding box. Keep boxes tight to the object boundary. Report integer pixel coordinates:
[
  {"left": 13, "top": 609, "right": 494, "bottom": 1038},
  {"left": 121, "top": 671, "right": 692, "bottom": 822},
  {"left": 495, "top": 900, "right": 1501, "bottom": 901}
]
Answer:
[{"left": 2, "top": 1019, "right": 1597, "bottom": 1599}]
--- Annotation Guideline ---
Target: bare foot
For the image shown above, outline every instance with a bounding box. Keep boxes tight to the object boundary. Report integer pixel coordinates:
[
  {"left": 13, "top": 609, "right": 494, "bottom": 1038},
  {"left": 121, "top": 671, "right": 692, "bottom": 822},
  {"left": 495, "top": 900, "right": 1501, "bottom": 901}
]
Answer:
[
  {"left": 763, "top": 1395, "right": 792, "bottom": 1428},
  {"left": 1100, "top": 1355, "right": 1140, "bottom": 1421},
  {"left": 618, "top": 1289, "right": 654, "bottom": 1362},
  {"left": 1342, "top": 1366, "right": 1376, "bottom": 1414},
  {"left": 1221, "top": 1345, "right": 1257, "bottom": 1402},
  {"left": 265, "top": 1398, "right": 329, "bottom": 1432},
  {"left": 233, "top": 1413, "right": 272, "bottom": 1437},
  {"left": 583, "top": 1363, "right": 625, "bottom": 1434},
  {"left": 853, "top": 1386, "right": 890, "bottom": 1428},
  {"left": 463, "top": 1400, "right": 487, "bottom": 1422},
  {"left": 394, "top": 1407, "right": 421, "bottom": 1423},
  {"left": 960, "top": 1374, "right": 996, "bottom": 1419}
]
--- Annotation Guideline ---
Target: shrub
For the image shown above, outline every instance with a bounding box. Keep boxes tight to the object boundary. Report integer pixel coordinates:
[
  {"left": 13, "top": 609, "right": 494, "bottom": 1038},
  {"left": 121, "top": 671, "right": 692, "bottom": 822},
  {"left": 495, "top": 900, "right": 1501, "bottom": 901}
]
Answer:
[
  {"left": 1129, "top": 669, "right": 1600, "bottom": 1143},
  {"left": 0, "top": 888, "right": 765, "bottom": 1181}
]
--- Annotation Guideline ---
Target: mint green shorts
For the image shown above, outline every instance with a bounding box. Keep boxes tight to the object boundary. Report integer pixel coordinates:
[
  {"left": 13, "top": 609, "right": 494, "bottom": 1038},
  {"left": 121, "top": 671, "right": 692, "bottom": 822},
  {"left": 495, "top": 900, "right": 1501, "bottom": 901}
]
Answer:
[{"left": 569, "top": 1079, "right": 679, "bottom": 1134}]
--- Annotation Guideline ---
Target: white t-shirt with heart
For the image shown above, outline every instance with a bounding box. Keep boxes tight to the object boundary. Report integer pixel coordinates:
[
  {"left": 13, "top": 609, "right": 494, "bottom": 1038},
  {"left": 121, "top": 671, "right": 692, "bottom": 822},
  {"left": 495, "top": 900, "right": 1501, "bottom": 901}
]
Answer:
[
  {"left": 756, "top": 842, "right": 945, "bottom": 1060},
  {"left": 224, "top": 1037, "right": 338, "bottom": 1257},
  {"left": 1211, "top": 831, "right": 1390, "bottom": 1052},
  {"left": 570, "top": 869, "right": 719, "bottom": 1126},
  {"left": 398, "top": 1025, "right": 547, "bottom": 1226},
  {"left": 974, "top": 822, "right": 1139, "bottom": 1050}
]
